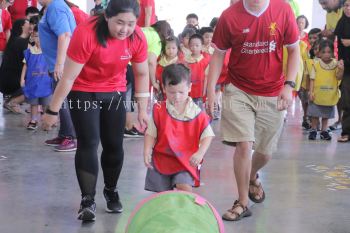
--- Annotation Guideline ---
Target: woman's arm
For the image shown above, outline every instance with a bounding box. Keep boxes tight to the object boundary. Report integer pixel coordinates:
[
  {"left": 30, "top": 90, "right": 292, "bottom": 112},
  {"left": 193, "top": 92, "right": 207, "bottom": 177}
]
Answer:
[
  {"left": 48, "top": 57, "right": 84, "bottom": 112},
  {"left": 132, "top": 60, "right": 150, "bottom": 129}
]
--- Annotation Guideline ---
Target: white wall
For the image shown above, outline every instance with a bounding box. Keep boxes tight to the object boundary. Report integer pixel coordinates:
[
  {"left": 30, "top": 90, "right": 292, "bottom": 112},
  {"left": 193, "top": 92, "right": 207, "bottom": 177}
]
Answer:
[
  {"left": 71, "top": 0, "right": 327, "bottom": 33},
  {"left": 156, "top": 0, "right": 230, "bottom": 35}
]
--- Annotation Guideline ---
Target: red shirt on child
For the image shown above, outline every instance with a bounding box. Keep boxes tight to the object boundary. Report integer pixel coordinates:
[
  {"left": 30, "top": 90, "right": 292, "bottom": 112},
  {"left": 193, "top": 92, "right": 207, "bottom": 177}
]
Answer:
[{"left": 186, "top": 55, "right": 210, "bottom": 99}]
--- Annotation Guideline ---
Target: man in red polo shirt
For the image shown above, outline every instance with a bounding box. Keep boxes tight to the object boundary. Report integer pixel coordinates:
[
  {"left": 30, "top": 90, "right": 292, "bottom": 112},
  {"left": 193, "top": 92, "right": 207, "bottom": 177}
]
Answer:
[
  {"left": 137, "top": 0, "right": 156, "bottom": 27},
  {"left": 207, "top": 0, "right": 300, "bottom": 221}
]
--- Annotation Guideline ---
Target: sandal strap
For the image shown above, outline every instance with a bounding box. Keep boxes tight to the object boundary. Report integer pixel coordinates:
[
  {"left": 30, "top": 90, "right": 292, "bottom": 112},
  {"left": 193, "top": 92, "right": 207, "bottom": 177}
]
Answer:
[{"left": 227, "top": 201, "right": 247, "bottom": 214}]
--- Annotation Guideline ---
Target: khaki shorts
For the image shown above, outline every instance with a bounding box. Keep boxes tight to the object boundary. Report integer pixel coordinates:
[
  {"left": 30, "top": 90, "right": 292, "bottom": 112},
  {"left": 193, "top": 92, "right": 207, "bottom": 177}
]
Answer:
[{"left": 220, "top": 84, "right": 284, "bottom": 155}]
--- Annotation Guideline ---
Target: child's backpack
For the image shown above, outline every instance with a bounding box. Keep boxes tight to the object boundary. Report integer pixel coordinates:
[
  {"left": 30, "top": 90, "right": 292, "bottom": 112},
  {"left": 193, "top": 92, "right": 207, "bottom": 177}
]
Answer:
[{"left": 125, "top": 191, "right": 225, "bottom": 233}]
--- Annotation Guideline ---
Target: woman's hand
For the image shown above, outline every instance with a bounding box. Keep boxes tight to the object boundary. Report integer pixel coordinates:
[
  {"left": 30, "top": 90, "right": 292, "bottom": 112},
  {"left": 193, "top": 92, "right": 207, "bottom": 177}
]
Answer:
[
  {"left": 42, "top": 113, "right": 59, "bottom": 131},
  {"left": 137, "top": 110, "right": 149, "bottom": 132}
]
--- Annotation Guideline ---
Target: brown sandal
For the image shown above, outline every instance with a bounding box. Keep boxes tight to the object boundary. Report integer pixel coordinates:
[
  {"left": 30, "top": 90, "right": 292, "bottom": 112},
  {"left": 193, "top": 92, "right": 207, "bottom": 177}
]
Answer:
[
  {"left": 249, "top": 174, "right": 266, "bottom": 203},
  {"left": 222, "top": 200, "right": 252, "bottom": 221},
  {"left": 338, "top": 135, "right": 350, "bottom": 143}
]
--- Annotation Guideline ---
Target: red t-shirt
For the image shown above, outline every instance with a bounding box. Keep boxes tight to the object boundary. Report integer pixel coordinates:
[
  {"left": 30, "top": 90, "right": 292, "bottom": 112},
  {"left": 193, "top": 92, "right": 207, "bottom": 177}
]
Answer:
[
  {"left": 67, "top": 19, "right": 148, "bottom": 92},
  {"left": 0, "top": 9, "right": 12, "bottom": 51},
  {"left": 137, "top": 0, "right": 156, "bottom": 27},
  {"left": 70, "top": 6, "right": 89, "bottom": 26},
  {"left": 187, "top": 57, "right": 210, "bottom": 99},
  {"left": 8, "top": 0, "right": 37, "bottom": 23},
  {"left": 212, "top": 0, "right": 299, "bottom": 96}
]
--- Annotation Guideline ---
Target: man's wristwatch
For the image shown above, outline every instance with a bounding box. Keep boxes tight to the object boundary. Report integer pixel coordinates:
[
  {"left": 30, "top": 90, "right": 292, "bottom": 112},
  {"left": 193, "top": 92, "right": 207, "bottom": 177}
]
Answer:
[{"left": 284, "top": 81, "right": 296, "bottom": 89}]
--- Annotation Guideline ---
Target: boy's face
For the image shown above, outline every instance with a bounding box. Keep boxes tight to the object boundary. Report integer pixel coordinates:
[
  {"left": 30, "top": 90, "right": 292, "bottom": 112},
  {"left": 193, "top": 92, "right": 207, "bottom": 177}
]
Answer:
[
  {"left": 319, "top": 0, "right": 340, "bottom": 12},
  {"left": 203, "top": 32, "right": 213, "bottom": 46},
  {"left": 164, "top": 81, "right": 191, "bottom": 105},
  {"left": 189, "top": 38, "right": 203, "bottom": 56},
  {"left": 308, "top": 33, "right": 319, "bottom": 46},
  {"left": 186, "top": 18, "right": 198, "bottom": 27}
]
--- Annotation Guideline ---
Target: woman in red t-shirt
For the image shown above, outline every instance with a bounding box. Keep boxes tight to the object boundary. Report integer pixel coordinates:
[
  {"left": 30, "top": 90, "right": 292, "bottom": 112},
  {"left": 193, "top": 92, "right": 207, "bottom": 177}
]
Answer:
[{"left": 42, "top": 0, "right": 149, "bottom": 222}]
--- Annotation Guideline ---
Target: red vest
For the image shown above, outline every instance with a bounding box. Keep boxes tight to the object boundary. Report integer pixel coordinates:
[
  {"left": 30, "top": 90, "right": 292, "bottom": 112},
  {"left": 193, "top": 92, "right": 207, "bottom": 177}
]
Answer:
[
  {"left": 187, "top": 57, "right": 210, "bottom": 99},
  {"left": 152, "top": 102, "right": 210, "bottom": 183}
]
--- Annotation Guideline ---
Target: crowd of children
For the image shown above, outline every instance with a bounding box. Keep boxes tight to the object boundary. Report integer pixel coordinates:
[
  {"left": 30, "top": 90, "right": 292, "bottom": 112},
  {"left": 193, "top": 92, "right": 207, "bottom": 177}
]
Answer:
[{"left": 0, "top": 0, "right": 350, "bottom": 223}]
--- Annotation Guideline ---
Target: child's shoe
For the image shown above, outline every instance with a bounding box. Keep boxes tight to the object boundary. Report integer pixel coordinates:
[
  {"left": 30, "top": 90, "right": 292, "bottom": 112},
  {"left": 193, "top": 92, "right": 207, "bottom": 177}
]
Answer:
[
  {"left": 27, "top": 121, "right": 38, "bottom": 130},
  {"left": 302, "top": 121, "right": 311, "bottom": 130},
  {"left": 308, "top": 129, "right": 317, "bottom": 140},
  {"left": 320, "top": 130, "right": 332, "bottom": 140}
]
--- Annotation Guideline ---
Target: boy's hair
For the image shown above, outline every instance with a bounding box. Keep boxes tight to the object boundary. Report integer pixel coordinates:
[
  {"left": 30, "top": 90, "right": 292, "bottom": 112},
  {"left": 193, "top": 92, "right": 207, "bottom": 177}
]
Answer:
[
  {"left": 308, "top": 28, "right": 322, "bottom": 36},
  {"left": 209, "top": 17, "right": 218, "bottom": 29},
  {"left": 189, "top": 33, "right": 204, "bottom": 44},
  {"left": 186, "top": 13, "right": 198, "bottom": 21},
  {"left": 319, "top": 39, "right": 334, "bottom": 55},
  {"left": 199, "top": 27, "right": 214, "bottom": 36},
  {"left": 181, "top": 25, "right": 197, "bottom": 38},
  {"left": 29, "top": 15, "right": 39, "bottom": 26},
  {"left": 296, "top": 15, "right": 309, "bottom": 29},
  {"left": 162, "top": 64, "right": 191, "bottom": 86},
  {"left": 161, "top": 36, "right": 180, "bottom": 56},
  {"left": 310, "top": 38, "right": 323, "bottom": 59},
  {"left": 25, "top": 6, "right": 39, "bottom": 16}
]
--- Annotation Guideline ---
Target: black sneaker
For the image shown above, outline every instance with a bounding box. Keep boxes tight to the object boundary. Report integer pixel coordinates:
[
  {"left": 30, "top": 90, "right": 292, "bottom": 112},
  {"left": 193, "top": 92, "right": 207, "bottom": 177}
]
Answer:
[
  {"left": 103, "top": 188, "right": 123, "bottom": 213},
  {"left": 320, "top": 130, "right": 332, "bottom": 140},
  {"left": 77, "top": 196, "right": 96, "bottom": 221},
  {"left": 308, "top": 129, "right": 317, "bottom": 140},
  {"left": 302, "top": 121, "right": 312, "bottom": 130},
  {"left": 124, "top": 127, "right": 144, "bottom": 138}
]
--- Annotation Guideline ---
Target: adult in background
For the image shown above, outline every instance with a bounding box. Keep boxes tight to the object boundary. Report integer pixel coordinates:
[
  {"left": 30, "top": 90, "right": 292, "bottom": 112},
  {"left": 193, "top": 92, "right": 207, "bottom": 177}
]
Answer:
[
  {"left": 335, "top": 0, "right": 350, "bottom": 142},
  {"left": 42, "top": 0, "right": 149, "bottom": 222},
  {"left": 0, "top": 0, "right": 12, "bottom": 66},
  {"left": 319, "top": 0, "right": 345, "bottom": 130},
  {"left": 207, "top": 0, "right": 299, "bottom": 221},
  {"left": 137, "top": 0, "right": 156, "bottom": 27},
  {"left": 38, "top": 0, "right": 77, "bottom": 152},
  {"left": 0, "top": 19, "right": 30, "bottom": 113},
  {"left": 8, "top": 0, "right": 37, "bottom": 23}
]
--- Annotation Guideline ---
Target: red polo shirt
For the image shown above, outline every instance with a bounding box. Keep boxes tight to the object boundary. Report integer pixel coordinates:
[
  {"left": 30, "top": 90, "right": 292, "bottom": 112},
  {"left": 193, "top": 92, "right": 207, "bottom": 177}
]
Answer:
[
  {"left": 212, "top": 0, "right": 299, "bottom": 96},
  {"left": 137, "top": 0, "right": 156, "bottom": 27}
]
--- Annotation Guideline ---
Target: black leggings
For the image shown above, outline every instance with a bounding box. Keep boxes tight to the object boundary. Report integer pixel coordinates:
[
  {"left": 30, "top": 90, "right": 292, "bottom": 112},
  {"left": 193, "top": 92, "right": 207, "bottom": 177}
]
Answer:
[{"left": 68, "top": 91, "right": 126, "bottom": 197}]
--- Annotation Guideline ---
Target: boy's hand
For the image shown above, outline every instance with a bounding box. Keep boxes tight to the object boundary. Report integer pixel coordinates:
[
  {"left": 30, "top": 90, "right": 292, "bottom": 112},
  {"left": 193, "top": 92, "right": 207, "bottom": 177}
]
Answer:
[
  {"left": 190, "top": 152, "right": 204, "bottom": 167},
  {"left": 309, "top": 92, "right": 315, "bottom": 102},
  {"left": 144, "top": 153, "right": 153, "bottom": 169},
  {"left": 338, "top": 60, "right": 344, "bottom": 70},
  {"left": 153, "top": 80, "right": 160, "bottom": 92}
]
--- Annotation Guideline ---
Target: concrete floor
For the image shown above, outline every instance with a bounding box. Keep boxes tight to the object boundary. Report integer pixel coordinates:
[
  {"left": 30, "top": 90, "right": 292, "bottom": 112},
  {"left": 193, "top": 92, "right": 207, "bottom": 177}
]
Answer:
[{"left": 0, "top": 97, "right": 350, "bottom": 233}]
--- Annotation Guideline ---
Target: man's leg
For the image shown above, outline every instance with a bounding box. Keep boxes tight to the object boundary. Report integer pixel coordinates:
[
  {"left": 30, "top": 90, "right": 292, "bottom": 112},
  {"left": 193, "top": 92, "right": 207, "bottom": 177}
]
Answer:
[{"left": 234, "top": 141, "right": 254, "bottom": 206}]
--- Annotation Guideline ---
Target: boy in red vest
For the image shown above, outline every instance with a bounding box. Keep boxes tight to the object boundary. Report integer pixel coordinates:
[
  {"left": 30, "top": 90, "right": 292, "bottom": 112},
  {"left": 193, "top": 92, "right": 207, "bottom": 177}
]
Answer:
[
  {"left": 144, "top": 64, "right": 214, "bottom": 192},
  {"left": 185, "top": 34, "right": 210, "bottom": 109}
]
